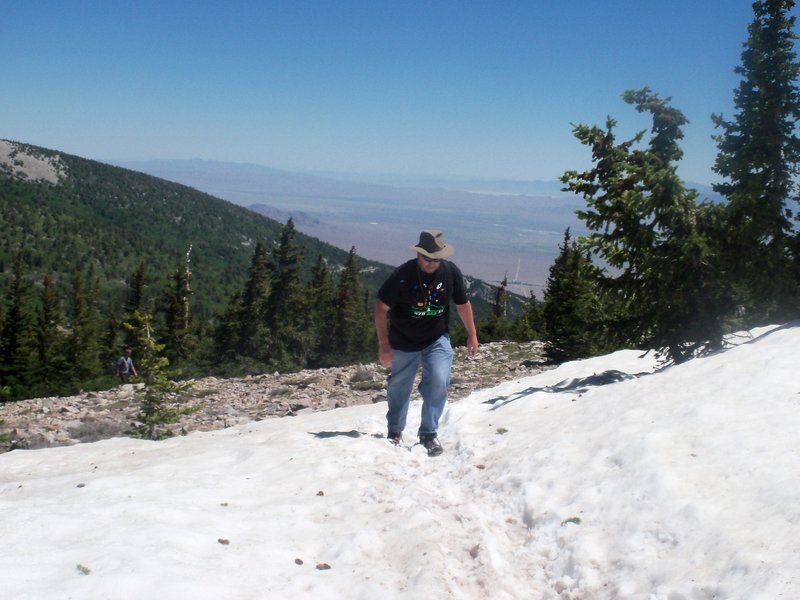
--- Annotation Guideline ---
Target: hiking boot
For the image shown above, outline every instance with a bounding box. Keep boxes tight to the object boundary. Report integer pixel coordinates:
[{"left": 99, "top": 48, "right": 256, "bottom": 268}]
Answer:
[
  {"left": 419, "top": 433, "right": 443, "bottom": 457},
  {"left": 387, "top": 431, "right": 403, "bottom": 445}
]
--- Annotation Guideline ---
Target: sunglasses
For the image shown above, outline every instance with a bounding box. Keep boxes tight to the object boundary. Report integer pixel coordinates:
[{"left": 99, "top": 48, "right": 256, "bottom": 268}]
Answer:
[{"left": 421, "top": 255, "right": 441, "bottom": 263}]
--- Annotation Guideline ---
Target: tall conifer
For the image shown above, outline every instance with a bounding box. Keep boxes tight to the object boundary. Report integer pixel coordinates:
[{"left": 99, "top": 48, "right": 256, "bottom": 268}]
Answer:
[
  {"left": 562, "top": 89, "right": 729, "bottom": 362},
  {"left": 0, "top": 252, "right": 38, "bottom": 399},
  {"left": 164, "top": 248, "right": 194, "bottom": 362},
  {"left": 36, "top": 274, "right": 68, "bottom": 393},
  {"left": 237, "top": 241, "right": 273, "bottom": 360},
  {"left": 542, "top": 229, "right": 601, "bottom": 361},
  {"left": 268, "top": 219, "right": 309, "bottom": 367},
  {"left": 68, "top": 271, "right": 102, "bottom": 382},
  {"left": 334, "top": 247, "right": 372, "bottom": 365},
  {"left": 712, "top": 0, "right": 800, "bottom": 321},
  {"left": 123, "top": 262, "right": 149, "bottom": 353},
  {"left": 306, "top": 254, "right": 338, "bottom": 366}
]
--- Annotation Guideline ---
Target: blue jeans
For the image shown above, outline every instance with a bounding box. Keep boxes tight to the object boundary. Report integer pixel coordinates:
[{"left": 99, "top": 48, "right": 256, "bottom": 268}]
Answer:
[{"left": 386, "top": 335, "right": 453, "bottom": 436}]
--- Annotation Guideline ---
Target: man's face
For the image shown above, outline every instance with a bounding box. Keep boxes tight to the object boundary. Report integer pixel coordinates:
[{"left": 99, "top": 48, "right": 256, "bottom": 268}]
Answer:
[{"left": 416, "top": 253, "right": 441, "bottom": 274}]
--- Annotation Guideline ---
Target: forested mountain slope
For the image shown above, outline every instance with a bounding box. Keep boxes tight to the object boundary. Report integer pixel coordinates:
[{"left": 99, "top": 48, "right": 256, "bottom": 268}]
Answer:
[
  {"left": 0, "top": 140, "right": 504, "bottom": 320},
  {"left": 0, "top": 140, "right": 392, "bottom": 319}
]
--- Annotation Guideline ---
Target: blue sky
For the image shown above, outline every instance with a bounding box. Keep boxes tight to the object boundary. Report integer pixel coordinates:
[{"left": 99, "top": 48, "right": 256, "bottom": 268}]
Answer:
[{"left": 1, "top": 1, "right": 789, "bottom": 185}]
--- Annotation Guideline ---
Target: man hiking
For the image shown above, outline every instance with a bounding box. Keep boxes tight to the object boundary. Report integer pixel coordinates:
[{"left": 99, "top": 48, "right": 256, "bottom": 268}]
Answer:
[{"left": 374, "top": 229, "right": 479, "bottom": 456}]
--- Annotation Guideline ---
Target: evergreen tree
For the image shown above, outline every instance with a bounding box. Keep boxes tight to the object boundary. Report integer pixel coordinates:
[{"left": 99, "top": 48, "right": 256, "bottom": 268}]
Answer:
[
  {"left": 237, "top": 241, "right": 273, "bottom": 360},
  {"left": 712, "top": 0, "right": 800, "bottom": 322},
  {"left": 127, "top": 309, "right": 191, "bottom": 440},
  {"left": 512, "top": 291, "right": 544, "bottom": 342},
  {"left": 100, "top": 312, "right": 121, "bottom": 375},
  {"left": 123, "top": 262, "right": 150, "bottom": 353},
  {"left": 562, "top": 88, "right": 729, "bottom": 363},
  {"left": 214, "top": 291, "right": 244, "bottom": 364},
  {"left": 478, "top": 276, "right": 515, "bottom": 342},
  {"left": 306, "top": 254, "right": 338, "bottom": 367},
  {"left": 0, "top": 252, "right": 38, "bottom": 399},
  {"left": 334, "top": 247, "right": 373, "bottom": 365},
  {"left": 268, "top": 219, "right": 310, "bottom": 368},
  {"left": 125, "top": 262, "right": 149, "bottom": 315},
  {"left": 35, "top": 274, "right": 68, "bottom": 394},
  {"left": 67, "top": 271, "right": 102, "bottom": 382},
  {"left": 493, "top": 276, "right": 509, "bottom": 319},
  {"left": 541, "top": 229, "right": 603, "bottom": 361},
  {"left": 163, "top": 247, "right": 194, "bottom": 362}
]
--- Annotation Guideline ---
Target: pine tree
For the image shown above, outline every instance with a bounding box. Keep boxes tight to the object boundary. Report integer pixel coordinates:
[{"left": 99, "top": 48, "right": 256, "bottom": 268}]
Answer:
[
  {"left": 268, "top": 219, "right": 310, "bottom": 368},
  {"left": 478, "top": 276, "right": 515, "bottom": 342},
  {"left": 123, "top": 262, "right": 149, "bottom": 353},
  {"left": 127, "top": 309, "right": 191, "bottom": 440},
  {"left": 100, "top": 312, "right": 121, "bottom": 375},
  {"left": 562, "top": 89, "right": 729, "bottom": 363},
  {"left": 125, "top": 262, "right": 149, "bottom": 315},
  {"left": 0, "top": 252, "right": 38, "bottom": 399},
  {"left": 306, "top": 254, "right": 338, "bottom": 367},
  {"left": 712, "top": 0, "right": 800, "bottom": 322},
  {"left": 493, "top": 276, "right": 509, "bottom": 319},
  {"left": 214, "top": 291, "right": 244, "bottom": 364},
  {"left": 237, "top": 241, "right": 273, "bottom": 360},
  {"left": 542, "top": 229, "right": 603, "bottom": 361},
  {"left": 35, "top": 274, "right": 69, "bottom": 394},
  {"left": 163, "top": 247, "right": 194, "bottom": 362},
  {"left": 67, "top": 271, "right": 102, "bottom": 382},
  {"left": 513, "top": 291, "right": 544, "bottom": 342},
  {"left": 334, "top": 247, "right": 373, "bottom": 365}
]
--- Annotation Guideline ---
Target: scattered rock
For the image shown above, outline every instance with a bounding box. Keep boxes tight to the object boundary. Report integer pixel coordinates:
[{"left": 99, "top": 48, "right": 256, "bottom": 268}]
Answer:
[{"left": 0, "top": 341, "right": 548, "bottom": 453}]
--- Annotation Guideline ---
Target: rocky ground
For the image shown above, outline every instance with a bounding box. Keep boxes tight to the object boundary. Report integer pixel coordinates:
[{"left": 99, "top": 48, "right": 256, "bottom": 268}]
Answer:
[{"left": 0, "top": 341, "right": 550, "bottom": 453}]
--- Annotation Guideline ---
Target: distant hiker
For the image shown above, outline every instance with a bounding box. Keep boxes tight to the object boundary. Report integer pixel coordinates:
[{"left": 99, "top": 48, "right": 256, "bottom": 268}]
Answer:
[
  {"left": 116, "top": 348, "right": 138, "bottom": 383},
  {"left": 374, "top": 229, "right": 479, "bottom": 456}
]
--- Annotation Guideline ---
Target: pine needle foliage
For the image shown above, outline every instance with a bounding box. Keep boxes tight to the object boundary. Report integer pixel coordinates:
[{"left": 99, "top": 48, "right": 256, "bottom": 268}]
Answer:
[
  {"left": 127, "top": 310, "right": 192, "bottom": 441},
  {"left": 562, "top": 89, "right": 730, "bottom": 363},
  {"left": 712, "top": 0, "right": 800, "bottom": 323},
  {"left": 542, "top": 229, "right": 605, "bottom": 361}
]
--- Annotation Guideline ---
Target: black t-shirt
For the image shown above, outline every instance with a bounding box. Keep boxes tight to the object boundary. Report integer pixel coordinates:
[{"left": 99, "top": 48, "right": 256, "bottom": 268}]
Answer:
[{"left": 377, "top": 259, "right": 469, "bottom": 351}]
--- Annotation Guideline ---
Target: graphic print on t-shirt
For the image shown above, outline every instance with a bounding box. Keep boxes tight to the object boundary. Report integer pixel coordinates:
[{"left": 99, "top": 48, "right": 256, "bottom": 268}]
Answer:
[{"left": 411, "top": 276, "right": 446, "bottom": 318}]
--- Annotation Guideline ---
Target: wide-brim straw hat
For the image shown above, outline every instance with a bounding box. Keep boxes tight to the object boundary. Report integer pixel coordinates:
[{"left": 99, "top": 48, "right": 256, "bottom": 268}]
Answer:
[{"left": 410, "top": 229, "right": 455, "bottom": 259}]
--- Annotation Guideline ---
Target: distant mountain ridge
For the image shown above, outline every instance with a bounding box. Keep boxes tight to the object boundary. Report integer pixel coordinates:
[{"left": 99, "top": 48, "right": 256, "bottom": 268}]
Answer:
[
  {"left": 113, "top": 158, "right": 723, "bottom": 205},
  {"left": 111, "top": 158, "right": 724, "bottom": 296},
  {"left": 110, "top": 158, "right": 591, "bottom": 293},
  {"left": 111, "top": 158, "right": 570, "bottom": 207}
]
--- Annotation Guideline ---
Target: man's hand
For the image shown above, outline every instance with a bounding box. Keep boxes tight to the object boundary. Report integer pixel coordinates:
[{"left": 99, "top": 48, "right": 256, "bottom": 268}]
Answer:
[
  {"left": 378, "top": 345, "right": 393, "bottom": 370},
  {"left": 465, "top": 333, "right": 479, "bottom": 356},
  {"left": 456, "top": 301, "right": 480, "bottom": 357}
]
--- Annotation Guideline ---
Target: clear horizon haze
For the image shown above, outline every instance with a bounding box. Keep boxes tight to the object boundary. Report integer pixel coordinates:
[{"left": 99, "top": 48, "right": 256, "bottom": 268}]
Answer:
[{"left": 2, "top": 1, "right": 791, "bottom": 186}]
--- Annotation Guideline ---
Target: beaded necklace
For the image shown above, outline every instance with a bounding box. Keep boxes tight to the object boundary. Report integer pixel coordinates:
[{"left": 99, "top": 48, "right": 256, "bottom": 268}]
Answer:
[{"left": 416, "top": 265, "right": 438, "bottom": 308}]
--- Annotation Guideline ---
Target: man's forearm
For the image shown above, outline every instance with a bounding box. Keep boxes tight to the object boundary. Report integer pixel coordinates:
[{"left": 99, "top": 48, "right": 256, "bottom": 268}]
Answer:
[
  {"left": 456, "top": 301, "right": 477, "bottom": 336},
  {"left": 374, "top": 301, "right": 391, "bottom": 347}
]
